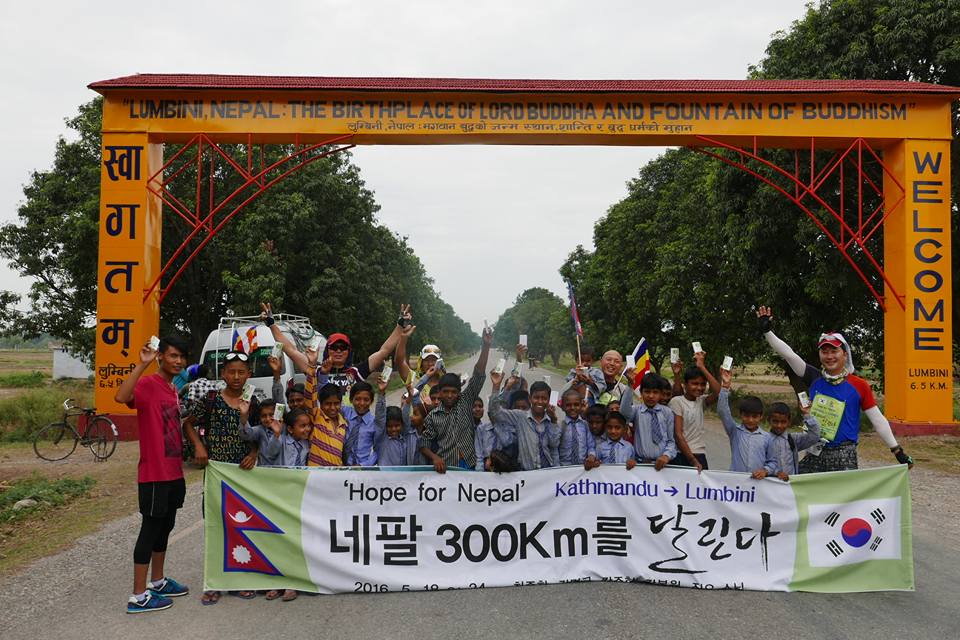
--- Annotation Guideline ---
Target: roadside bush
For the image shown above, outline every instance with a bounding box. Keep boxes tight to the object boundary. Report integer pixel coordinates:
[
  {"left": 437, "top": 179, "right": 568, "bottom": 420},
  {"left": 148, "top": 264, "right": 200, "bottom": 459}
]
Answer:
[
  {"left": 0, "top": 380, "right": 94, "bottom": 441},
  {"left": 0, "top": 371, "right": 49, "bottom": 388}
]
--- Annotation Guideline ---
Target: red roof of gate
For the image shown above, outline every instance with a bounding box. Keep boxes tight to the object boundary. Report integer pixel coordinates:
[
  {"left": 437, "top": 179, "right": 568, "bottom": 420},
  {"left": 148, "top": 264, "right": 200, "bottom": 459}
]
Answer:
[{"left": 89, "top": 74, "right": 960, "bottom": 95}]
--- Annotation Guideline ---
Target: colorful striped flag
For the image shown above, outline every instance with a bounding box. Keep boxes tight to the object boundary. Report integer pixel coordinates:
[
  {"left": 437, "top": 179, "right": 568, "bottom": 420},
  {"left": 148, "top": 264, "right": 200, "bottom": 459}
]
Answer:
[
  {"left": 231, "top": 325, "right": 260, "bottom": 353},
  {"left": 565, "top": 280, "right": 583, "bottom": 337},
  {"left": 629, "top": 338, "right": 651, "bottom": 389}
]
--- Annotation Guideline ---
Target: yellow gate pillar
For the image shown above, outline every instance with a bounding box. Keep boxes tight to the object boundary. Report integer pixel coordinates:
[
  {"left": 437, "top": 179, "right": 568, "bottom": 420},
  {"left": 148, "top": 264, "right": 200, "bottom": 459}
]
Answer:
[
  {"left": 883, "top": 139, "right": 956, "bottom": 434},
  {"left": 95, "top": 133, "right": 162, "bottom": 437}
]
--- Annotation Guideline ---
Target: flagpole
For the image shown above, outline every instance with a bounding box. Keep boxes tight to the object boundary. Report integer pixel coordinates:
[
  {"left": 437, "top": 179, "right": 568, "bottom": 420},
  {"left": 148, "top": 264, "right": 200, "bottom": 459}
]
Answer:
[{"left": 575, "top": 332, "right": 582, "bottom": 367}]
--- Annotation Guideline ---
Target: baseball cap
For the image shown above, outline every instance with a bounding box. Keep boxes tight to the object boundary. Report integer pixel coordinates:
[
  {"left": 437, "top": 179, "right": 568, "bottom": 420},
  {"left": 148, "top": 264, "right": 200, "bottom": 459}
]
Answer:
[
  {"left": 817, "top": 332, "right": 845, "bottom": 349},
  {"left": 327, "top": 332, "right": 351, "bottom": 347},
  {"left": 420, "top": 344, "right": 442, "bottom": 360}
]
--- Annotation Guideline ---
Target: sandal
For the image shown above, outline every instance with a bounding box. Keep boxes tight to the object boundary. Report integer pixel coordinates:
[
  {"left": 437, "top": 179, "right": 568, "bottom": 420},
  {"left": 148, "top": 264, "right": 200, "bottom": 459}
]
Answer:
[
  {"left": 265, "top": 590, "right": 282, "bottom": 601},
  {"left": 230, "top": 590, "right": 256, "bottom": 599},
  {"left": 281, "top": 589, "right": 298, "bottom": 602},
  {"left": 201, "top": 590, "right": 221, "bottom": 606}
]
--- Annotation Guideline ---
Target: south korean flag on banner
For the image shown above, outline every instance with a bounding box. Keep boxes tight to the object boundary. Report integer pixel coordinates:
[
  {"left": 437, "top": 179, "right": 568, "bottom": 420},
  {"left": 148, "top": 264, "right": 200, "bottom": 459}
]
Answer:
[{"left": 807, "top": 497, "right": 901, "bottom": 567}]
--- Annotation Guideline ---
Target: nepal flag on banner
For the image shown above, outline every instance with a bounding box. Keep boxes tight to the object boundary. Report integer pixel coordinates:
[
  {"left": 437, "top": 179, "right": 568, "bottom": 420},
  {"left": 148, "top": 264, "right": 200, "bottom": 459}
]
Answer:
[
  {"left": 806, "top": 497, "right": 901, "bottom": 567},
  {"left": 221, "top": 481, "right": 284, "bottom": 575}
]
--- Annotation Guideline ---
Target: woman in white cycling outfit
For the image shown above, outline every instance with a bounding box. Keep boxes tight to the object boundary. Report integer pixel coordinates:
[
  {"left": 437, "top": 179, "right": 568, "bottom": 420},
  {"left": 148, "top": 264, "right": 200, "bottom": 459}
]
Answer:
[{"left": 756, "top": 306, "right": 912, "bottom": 472}]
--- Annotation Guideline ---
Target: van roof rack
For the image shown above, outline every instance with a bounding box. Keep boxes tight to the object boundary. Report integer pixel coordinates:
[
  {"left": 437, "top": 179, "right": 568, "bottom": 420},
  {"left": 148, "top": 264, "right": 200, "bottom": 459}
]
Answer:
[
  {"left": 216, "top": 314, "right": 321, "bottom": 344},
  {"left": 217, "top": 313, "right": 313, "bottom": 329}
]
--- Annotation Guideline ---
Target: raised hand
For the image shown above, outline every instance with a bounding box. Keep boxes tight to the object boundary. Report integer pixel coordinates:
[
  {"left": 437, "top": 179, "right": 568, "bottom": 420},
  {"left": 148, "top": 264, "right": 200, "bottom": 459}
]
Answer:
[
  {"left": 490, "top": 369, "right": 504, "bottom": 388},
  {"left": 756, "top": 305, "right": 773, "bottom": 333},
  {"left": 515, "top": 343, "right": 527, "bottom": 361},
  {"left": 376, "top": 375, "right": 389, "bottom": 394},
  {"left": 318, "top": 357, "right": 333, "bottom": 375},
  {"left": 305, "top": 346, "right": 320, "bottom": 368},
  {"left": 139, "top": 342, "right": 157, "bottom": 364},
  {"left": 545, "top": 404, "right": 558, "bottom": 423},
  {"left": 268, "top": 417, "right": 283, "bottom": 437},
  {"left": 482, "top": 326, "right": 494, "bottom": 347},
  {"left": 267, "top": 355, "right": 281, "bottom": 377},
  {"left": 260, "top": 301, "right": 274, "bottom": 321},
  {"left": 671, "top": 359, "right": 684, "bottom": 376},
  {"left": 400, "top": 323, "right": 416, "bottom": 339},
  {"left": 720, "top": 367, "right": 733, "bottom": 388},
  {"left": 693, "top": 351, "right": 706, "bottom": 369}
]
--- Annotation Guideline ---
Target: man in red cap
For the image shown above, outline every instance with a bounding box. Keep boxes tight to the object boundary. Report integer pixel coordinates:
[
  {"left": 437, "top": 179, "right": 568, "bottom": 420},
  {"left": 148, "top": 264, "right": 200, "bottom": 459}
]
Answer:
[
  {"left": 260, "top": 302, "right": 412, "bottom": 395},
  {"left": 756, "top": 306, "right": 912, "bottom": 472}
]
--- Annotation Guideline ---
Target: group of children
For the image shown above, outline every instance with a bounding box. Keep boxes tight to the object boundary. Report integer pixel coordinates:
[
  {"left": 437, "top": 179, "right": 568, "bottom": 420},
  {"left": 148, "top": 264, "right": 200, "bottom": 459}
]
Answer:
[
  {"left": 215, "top": 325, "right": 822, "bottom": 489},
  {"left": 465, "top": 345, "right": 822, "bottom": 483},
  {"left": 117, "top": 301, "right": 899, "bottom": 614}
]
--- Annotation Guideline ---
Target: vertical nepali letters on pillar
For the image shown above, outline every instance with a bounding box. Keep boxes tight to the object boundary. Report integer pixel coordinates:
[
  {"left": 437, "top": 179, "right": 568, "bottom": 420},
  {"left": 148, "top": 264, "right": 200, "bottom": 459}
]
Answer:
[{"left": 95, "top": 134, "right": 162, "bottom": 414}]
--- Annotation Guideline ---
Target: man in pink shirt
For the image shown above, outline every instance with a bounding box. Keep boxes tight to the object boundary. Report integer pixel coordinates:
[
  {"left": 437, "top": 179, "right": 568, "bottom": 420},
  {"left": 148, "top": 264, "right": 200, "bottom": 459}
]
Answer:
[{"left": 115, "top": 335, "right": 207, "bottom": 613}]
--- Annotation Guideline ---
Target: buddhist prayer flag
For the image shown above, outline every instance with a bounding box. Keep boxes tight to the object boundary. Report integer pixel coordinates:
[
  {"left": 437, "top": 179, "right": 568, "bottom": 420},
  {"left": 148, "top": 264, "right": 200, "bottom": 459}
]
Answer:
[
  {"left": 566, "top": 280, "right": 583, "bottom": 337},
  {"left": 630, "top": 338, "right": 651, "bottom": 388},
  {"left": 231, "top": 325, "right": 260, "bottom": 353}
]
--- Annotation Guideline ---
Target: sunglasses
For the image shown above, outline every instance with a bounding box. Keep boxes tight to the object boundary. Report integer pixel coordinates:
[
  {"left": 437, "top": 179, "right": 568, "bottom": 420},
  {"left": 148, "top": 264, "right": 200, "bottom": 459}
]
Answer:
[
  {"left": 224, "top": 352, "right": 249, "bottom": 362},
  {"left": 328, "top": 343, "right": 349, "bottom": 352}
]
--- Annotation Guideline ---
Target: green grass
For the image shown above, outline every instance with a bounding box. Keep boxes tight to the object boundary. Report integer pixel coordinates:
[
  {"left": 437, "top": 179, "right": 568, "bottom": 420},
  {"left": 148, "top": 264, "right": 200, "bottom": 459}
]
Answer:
[
  {"left": 0, "top": 371, "right": 49, "bottom": 388},
  {"left": 0, "top": 473, "right": 96, "bottom": 523},
  {"left": 0, "top": 380, "right": 94, "bottom": 442}
]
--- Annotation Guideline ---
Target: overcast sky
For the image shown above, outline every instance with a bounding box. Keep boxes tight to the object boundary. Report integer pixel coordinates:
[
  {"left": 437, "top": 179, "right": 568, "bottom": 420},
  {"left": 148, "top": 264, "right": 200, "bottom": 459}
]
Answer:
[{"left": 0, "top": 0, "right": 809, "bottom": 335}]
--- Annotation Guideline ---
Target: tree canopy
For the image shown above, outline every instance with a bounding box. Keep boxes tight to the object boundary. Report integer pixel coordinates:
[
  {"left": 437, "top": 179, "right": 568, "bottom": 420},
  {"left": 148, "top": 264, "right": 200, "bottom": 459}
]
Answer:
[
  {"left": 552, "top": 0, "right": 960, "bottom": 374},
  {"left": 492, "top": 287, "right": 571, "bottom": 366},
  {"left": 0, "top": 97, "right": 478, "bottom": 362}
]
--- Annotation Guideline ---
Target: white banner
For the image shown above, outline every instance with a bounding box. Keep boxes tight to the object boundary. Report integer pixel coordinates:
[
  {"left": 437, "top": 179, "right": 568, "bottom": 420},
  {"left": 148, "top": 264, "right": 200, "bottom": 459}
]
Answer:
[{"left": 204, "top": 462, "right": 913, "bottom": 594}]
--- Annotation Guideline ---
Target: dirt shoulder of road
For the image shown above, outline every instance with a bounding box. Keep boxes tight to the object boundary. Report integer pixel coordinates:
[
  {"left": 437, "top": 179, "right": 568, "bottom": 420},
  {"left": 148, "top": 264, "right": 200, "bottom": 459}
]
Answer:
[{"left": 0, "top": 442, "right": 202, "bottom": 576}]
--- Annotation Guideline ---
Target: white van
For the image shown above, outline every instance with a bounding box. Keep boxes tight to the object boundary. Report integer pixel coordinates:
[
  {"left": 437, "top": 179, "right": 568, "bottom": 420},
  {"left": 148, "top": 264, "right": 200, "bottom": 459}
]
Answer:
[{"left": 198, "top": 314, "right": 324, "bottom": 398}]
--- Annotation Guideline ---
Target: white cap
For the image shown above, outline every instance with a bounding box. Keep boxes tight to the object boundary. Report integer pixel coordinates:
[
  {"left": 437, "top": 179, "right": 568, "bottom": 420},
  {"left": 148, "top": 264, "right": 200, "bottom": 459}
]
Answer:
[{"left": 420, "top": 344, "right": 442, "bottom": 360}]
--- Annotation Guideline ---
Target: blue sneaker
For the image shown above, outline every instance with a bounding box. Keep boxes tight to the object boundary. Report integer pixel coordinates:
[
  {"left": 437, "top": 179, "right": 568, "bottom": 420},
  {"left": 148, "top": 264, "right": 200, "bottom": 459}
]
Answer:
[
  {"left": 127, "top": 592, "right": 173, "bottom": 614},
  {"left": 148, "top": 577, "right": 189, "bottom": 598}
]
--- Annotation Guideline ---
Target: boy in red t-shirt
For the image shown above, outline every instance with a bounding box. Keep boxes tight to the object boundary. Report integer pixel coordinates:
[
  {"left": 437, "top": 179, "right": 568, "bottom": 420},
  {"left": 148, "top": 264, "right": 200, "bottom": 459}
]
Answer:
[{"left": 115, "top": 335, "right": 207, "bottom": 613}]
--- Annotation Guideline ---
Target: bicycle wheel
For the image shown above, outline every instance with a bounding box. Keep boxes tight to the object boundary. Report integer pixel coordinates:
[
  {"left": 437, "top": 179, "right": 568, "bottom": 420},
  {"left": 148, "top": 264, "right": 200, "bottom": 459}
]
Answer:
[
  {"left": 85, "top": 416, "right": 118, "bottom": 460},
  {"left": 33, "top": 422, "right": 79, "bottom": 461}
]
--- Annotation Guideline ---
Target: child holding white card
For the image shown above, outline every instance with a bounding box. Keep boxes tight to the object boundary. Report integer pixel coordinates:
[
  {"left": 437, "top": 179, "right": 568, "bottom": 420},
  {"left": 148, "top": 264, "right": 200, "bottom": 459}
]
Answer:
[
  {"left": 183, "top": 351, "right": 260, "bottom": 471},
  {"left": 668, "top": 350, "right": 720, "bottom": 471},
  {"left": 239, "top": 399, "right": 280, "bottom": 466},
  {"left": 752, "top": 402, "right": 821, "bottom": 482},
  {"left": 564, "top": 345, "right": 604, "bottom": 400},
  {"left": 372, "top": 376, "right": 421, "bottom": 466},
  {"left": 617, "top": 373, "right": 676, "bottom": 470},
  {"left": 558, "top": 388, "right": 595, "bottom": 465},
  {"left": 489, "top": 370, "right": 560, "bottom": 470}
]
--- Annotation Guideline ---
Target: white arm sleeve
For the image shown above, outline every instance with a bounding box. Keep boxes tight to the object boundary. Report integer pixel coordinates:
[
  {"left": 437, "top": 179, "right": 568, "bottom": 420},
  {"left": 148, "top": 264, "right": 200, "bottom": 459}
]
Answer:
[
  {"left": 864, "top": 406, "right": 899, "bottom": 448},
  {"left": 763, "top": 331, "right": 807, "bottom": 377}
]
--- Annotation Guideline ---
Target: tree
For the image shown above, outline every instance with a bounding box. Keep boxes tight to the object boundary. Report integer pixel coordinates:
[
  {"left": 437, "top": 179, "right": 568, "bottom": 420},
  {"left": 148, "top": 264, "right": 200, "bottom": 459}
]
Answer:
[
  {"left": 492, "top": 287, "right": 572, "bottom": 366},
  {"left": 749, "top": 0, "right": 960, "bottom": 369},
  {"left": 0, "top": 99, "right": 102, "bottom": 358},
  {"left": 0, "top": 98, "right": 478, "bottom": 363},
  {"left": 562, "top": 0, "right": 960, "bottom": 374}
]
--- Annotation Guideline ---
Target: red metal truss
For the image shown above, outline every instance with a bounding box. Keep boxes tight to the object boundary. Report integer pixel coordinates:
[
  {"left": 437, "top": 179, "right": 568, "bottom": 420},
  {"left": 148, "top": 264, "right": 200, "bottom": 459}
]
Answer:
[
  {"left": 690, "top": 136, "right": 906, "bottom": 311},
  {"left": 143, "top": 134, "right": 356, "bottom": 303}
]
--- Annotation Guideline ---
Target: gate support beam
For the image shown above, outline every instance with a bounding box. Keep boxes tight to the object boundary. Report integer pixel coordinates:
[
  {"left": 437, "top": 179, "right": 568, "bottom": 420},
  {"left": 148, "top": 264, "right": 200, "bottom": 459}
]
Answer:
[{"left": 882, "top": 139, "right": 956, "bottom": 434}]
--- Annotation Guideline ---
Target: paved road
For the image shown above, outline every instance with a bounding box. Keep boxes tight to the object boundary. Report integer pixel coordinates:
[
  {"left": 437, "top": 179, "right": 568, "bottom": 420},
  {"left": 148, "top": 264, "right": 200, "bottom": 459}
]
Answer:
[{"left": 2, "top": 350, "right": 955, "bottom": 639}]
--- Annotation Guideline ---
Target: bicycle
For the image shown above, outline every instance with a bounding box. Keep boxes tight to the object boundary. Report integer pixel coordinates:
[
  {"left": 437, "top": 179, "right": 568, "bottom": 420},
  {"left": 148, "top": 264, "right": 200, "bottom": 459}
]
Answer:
[{"left": 33, "top": 399, "right": 119, "bottom": 462}]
